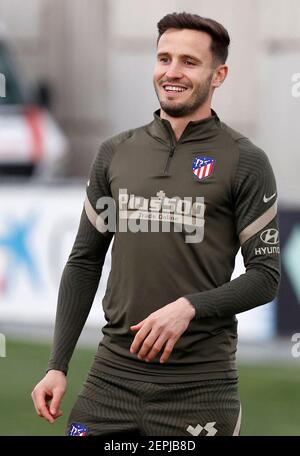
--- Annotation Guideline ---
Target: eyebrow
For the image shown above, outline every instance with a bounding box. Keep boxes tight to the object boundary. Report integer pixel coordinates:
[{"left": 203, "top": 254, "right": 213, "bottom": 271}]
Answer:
[{"left": 157, "top": 51, "right": 203, "bottom": 64}]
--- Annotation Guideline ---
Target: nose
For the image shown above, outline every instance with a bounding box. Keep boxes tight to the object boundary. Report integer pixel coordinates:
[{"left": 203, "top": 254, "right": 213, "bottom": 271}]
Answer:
[{"left": 164, "top": 61, "right": 183, "bottom": 79}]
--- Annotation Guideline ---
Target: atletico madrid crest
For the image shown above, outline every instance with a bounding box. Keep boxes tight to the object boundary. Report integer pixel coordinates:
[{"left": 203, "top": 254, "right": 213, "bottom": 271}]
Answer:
[
  {"left": 68, "top": 422, "right": 89, "bottom": 436},
  {"left": 192, "top": 156, "right": 215, "bottom": 181}
]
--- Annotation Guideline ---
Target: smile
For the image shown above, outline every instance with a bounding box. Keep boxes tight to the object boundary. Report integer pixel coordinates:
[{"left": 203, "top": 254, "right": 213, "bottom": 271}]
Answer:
[
  {"left": 163, "top": 85, "right": 188, "bottom": 93},
  {"left": 163, "top": 85, "right": 187, "bottom": 95}
]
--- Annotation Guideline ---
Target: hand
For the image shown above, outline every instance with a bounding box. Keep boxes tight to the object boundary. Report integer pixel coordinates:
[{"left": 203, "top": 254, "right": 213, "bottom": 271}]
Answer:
[
  {"left": 31, "top": 369, "right": 67, "bottom": 424},
  {"left": 129, "top": 297, "right": 196, "bottom": 364}
]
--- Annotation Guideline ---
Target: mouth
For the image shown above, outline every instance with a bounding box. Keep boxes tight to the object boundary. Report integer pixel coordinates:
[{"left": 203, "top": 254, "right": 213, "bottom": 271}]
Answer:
[{"left": 162, "top": 84, "right": 189, "bottom": 96}]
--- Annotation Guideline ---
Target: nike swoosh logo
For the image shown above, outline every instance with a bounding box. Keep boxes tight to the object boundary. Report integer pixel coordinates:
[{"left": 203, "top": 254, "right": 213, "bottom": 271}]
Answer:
[{"left": 263, "top": 192, "right": 276, "bottom": 203}]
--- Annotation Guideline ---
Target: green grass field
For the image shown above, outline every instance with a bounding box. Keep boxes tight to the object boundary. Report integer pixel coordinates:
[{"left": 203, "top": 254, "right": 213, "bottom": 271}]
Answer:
[{"left": 0, "top": 339, "right": 299, "bottom": 436}]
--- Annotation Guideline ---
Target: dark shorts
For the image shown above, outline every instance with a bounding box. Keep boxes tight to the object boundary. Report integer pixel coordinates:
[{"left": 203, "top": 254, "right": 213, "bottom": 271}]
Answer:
[{"left": 66, "top": 371, "right": 242, "bottom": 436}]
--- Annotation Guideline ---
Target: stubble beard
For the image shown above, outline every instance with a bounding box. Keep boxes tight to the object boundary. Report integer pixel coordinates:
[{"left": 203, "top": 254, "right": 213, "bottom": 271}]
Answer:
[{"left": 155, "top": 72, "right": 213, "bottom": 118}]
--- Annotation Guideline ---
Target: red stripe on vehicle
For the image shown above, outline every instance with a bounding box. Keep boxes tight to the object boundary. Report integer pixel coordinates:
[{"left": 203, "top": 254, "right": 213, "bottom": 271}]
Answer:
[{"left": 25, "top": 106, "right": 43, "bottom": 162}]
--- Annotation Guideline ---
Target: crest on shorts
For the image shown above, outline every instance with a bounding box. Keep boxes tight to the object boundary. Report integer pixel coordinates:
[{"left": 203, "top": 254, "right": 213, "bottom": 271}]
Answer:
[
  {"left": 192, "top": 156, "right": 215, "bottom": 181},
  {"left": 68, "top": 422, "right": 89, "bottom": 436}
]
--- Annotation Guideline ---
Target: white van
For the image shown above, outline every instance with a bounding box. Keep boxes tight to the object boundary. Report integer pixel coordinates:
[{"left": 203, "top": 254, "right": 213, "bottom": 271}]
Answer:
[{"left": 0, "top": 29, "right": 68, "bottom": 179}]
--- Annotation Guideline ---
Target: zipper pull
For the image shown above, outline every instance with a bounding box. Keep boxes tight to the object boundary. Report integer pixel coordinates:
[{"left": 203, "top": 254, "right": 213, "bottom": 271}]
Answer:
[
  {"left": 169, "top": 146, "right": 175, "bottom": 157},
  {"left": 163, "top": 145, "right": 176, "bottom": 174}
]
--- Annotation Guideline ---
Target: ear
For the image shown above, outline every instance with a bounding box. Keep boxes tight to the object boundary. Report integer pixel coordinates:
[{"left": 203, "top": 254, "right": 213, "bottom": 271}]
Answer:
[{"left": 212, "top": 64, "right": 228, "bottom": 88}]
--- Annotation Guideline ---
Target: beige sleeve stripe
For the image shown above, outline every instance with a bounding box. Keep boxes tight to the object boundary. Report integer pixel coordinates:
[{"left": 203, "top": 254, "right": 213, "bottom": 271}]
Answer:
[
  {"left": 233, "top": 405, "right": 242, "bottom": 436},
  {"left": 239, "top": 200, "right": 277, "bottom": 246},
  {"left": 84, "top": 196, "right": 98, "bottom": 228}
]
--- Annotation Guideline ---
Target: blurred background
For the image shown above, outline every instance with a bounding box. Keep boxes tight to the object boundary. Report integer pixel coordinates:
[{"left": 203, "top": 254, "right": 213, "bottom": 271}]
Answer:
[{"left": 0, "top": 0, "right": 300, "bottom": 436}]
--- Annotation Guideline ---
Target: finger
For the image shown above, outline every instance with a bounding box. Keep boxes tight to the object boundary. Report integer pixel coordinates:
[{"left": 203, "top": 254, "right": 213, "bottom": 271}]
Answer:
[
  {"left": 160, "top": 338, "right": 177, "bottom": 363},
  {"left": 50, "top": 388, "right": 64, "bottom": 416},
  {"left": 144, "top": 334, "right": 168, "bottom": 362},
  {"left": 51, "top": 410, "right": 63, "bottom": 419},
  {"left": 130, "top": 319, "right": 146, "bottom": 331},
  {"left": 40, "top": 406, "right": 55, "bottom": 423},
  {"left": 130, "top": 323, "right": 152, "bottom": 354},
  {"left": 137, "top": 331, "right": 161, "bottom": 359},
  {"left": 37, "top": 401, "right": 55, "bottom": 423},
  {"left": 31, "top": 392, "right": 43, "bottom": 417},
  {"left": 35, "top": 391, "right": 55, "bottom": 423}
]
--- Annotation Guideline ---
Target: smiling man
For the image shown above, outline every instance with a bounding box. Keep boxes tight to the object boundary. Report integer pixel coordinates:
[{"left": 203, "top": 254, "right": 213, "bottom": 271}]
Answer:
[
  {"left": 31, "top": 12, "right": 280, "bottom": 436},
  {"left": 154, "top": 26, "right": 226, "bottom": 127}
]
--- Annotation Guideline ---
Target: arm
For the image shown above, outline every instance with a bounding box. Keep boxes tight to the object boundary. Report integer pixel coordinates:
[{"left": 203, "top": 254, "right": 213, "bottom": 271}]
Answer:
[
  {"left": 47, "top": 138, "right": 114, "bottom": 374},
  {"left": 46, "top": 208, "right": 113, "bottom": 373},
  {"left": 184, "top": 138, "right": 281, "bottom": 318},
  {"left": 31, "top": 140, "right": 114, "bottom": 422}
]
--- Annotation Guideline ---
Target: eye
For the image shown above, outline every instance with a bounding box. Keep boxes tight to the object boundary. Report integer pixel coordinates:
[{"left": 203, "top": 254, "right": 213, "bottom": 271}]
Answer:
[
  {"left": 159, "top": 57, "right": 169, "bottom": 63},
  {"left": 185, "top": 60, "right": 196, "bottom": 66}
]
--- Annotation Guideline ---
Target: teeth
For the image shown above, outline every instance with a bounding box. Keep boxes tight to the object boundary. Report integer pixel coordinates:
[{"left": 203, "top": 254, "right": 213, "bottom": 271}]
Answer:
[{"left": 164, "top": 86, "right": 187, "bottom": 92}]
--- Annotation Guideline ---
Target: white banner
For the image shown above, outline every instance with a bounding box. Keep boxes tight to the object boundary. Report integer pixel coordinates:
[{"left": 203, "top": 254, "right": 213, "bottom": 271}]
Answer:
[{"left": 0, "top": 185, "right": 110, "bottom": 328}]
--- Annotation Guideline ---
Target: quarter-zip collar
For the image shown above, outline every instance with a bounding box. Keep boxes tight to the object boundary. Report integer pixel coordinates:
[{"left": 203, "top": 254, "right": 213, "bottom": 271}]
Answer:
[{"left": 148, "top": 108, "right": 221, "bottom": 145}]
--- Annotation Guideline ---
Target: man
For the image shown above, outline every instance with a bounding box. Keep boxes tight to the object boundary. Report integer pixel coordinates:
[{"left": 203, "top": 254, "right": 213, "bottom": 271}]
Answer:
[{"left": 31, "top": 12, "right": 280, "bottom": 436}]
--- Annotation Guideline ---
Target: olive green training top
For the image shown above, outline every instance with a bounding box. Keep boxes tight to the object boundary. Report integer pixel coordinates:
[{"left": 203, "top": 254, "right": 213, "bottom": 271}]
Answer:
[{"left": 47, "top": 109, "right": 280, "bottom": 383}]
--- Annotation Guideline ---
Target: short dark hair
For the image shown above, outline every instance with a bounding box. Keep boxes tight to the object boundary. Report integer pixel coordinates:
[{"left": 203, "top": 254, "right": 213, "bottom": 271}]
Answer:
[{"left": 157, "top": 12, "right": 230, "bottom": 65}]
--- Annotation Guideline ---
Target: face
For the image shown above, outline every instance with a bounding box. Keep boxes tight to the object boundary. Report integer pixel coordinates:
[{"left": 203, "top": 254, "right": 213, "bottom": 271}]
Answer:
[{"left": 153, "top": 28, "right": 219, "bottom": 118}]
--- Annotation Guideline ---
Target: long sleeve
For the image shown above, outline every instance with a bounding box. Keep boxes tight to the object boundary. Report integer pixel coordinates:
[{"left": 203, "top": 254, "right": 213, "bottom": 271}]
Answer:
[
  {"left": 185, "top": 138, "right": 281, "bottom": 319},
  {"left": 47, "top": 141, "right": 115, "bottom": 374}
]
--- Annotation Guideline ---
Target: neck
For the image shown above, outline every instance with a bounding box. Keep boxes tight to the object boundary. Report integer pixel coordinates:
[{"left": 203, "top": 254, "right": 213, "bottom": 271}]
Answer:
[{"left": 160, "top": 103, "right": 212, "bottom": 141}]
